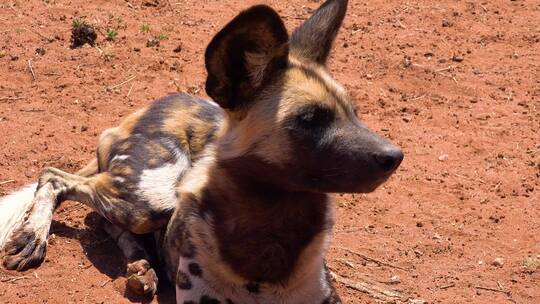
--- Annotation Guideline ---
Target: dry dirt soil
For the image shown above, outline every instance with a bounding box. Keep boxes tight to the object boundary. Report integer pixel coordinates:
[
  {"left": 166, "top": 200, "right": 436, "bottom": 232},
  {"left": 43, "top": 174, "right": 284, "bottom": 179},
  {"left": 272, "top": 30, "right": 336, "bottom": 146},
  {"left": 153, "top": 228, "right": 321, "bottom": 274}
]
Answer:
[{"left": 0, "top": 0, "right": 539, "bottom": 303}]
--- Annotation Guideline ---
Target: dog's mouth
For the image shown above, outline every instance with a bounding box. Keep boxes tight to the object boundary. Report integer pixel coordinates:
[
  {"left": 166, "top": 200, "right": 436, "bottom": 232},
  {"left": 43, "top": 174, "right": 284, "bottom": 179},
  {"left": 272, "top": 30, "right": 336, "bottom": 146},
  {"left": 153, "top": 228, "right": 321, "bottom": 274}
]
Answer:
[
  {"left": 304, "top": 170, "right": 395, "bottom": 194},
  {"left": 355, "top": 175, "right": 392, "bottom": 193}
]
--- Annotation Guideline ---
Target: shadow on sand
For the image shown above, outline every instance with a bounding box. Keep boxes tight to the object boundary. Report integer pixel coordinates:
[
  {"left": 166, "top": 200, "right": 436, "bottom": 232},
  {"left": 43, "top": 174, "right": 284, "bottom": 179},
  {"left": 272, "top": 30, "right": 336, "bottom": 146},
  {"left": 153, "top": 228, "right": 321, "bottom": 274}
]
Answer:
[{"left": 50, "top": 212, "right": 175, "bottom": 304}]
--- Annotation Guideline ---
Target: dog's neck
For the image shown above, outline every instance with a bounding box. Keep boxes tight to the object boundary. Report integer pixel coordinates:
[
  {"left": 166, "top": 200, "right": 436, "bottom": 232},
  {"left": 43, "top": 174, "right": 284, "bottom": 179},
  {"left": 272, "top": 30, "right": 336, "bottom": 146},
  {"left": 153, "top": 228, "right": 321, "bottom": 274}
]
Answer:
[{"left": 193, "top": 153, "right": 333, "bottom": 284}]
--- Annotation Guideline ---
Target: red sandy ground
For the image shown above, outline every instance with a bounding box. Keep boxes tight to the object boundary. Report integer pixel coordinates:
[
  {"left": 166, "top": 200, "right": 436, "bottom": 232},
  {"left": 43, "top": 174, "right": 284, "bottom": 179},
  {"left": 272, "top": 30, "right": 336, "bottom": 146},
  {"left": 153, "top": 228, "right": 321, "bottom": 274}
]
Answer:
[{"left": 0, "top": 0, "right": 538, "bottom": 303}]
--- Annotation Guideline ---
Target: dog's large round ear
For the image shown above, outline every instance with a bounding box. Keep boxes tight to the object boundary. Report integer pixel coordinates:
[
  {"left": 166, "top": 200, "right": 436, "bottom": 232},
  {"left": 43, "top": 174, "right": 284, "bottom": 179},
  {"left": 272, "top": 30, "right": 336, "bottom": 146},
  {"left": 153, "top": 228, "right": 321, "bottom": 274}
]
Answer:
[
  {"left": 205, "top": 5, "right": 289, "bottom": 110},
  {"left": 290, "top": 0, "right": 348, "bottom": 64}
]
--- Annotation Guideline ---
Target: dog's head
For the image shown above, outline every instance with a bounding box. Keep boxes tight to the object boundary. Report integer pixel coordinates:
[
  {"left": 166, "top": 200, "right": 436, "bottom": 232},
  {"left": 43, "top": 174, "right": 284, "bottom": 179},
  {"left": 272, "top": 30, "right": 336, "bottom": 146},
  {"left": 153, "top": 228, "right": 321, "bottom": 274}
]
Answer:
[{"left": 206, "top": 0, "right": 403, "bottom": 193}]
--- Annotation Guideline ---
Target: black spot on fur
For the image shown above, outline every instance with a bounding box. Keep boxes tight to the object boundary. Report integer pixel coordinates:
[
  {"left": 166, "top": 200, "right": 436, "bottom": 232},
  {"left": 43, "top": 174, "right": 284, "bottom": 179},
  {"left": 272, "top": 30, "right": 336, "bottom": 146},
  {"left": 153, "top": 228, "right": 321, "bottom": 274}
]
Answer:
[
  {"left": 245, "top": 282, "right": 260, "bottom": 294},
  {"left": 200, "top": 295, "right": 220, "bottom": 304},
  {"left": 188, "top": 262, "right": 203, "bottom": 276},
  {"left": 226, "top": 299, "right": 235, "bottom": 304},
  {"left": 176, "top": 270, "right": 192, "bottom": 290}
]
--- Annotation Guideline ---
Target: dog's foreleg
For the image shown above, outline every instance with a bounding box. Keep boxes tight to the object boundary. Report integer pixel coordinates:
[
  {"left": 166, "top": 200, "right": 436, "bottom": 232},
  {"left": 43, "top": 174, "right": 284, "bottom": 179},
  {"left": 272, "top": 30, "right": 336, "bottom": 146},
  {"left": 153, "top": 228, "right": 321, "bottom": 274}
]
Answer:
[
  {"left": 103, "top": 221, "right": 158, "bottom": 296},
  {"left": 2, "top": 164, "right": 96, "bottom": 271},
  {"left": 1, "top": 182, "right": 60, "bottom": 270}
]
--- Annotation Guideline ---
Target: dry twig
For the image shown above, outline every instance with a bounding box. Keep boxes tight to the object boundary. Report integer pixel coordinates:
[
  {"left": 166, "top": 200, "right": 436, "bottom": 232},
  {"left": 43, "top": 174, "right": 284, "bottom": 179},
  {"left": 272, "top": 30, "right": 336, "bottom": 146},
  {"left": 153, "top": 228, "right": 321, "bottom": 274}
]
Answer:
[
  {"left": 439, "top": 283, "right": 456, "bottom": 290},
  {"left": 1, "top": 275, "right": 29, "bottom": 283},
  {"left": 27, "top": 59, "right": 36, "bottom": 81},
  {"left": 0, "top": 96, "right": 24, "bottom": 102},
  {"left": 23, "top": 27, "right": 54, "bottom": 42},
  {"left": 107, "top": 75, "right": 136, "bottom": 91},
  {"left": 475, "top": 285, "right": 511, "bottom": 296},
  {"left": 331, "top": 271, "right": 425, "bottom": 303},
  {"left": 0, "top": 180, "right": 15, "bottom": 186},
  {"left": 100, "top": 278, "right": 113, "bottom": 287},
  {"left": 127, "top": 82, "right": 135, "bottom": 98},
  {"left": 337, "top": 246, "right": 410, "bottom": 271}
]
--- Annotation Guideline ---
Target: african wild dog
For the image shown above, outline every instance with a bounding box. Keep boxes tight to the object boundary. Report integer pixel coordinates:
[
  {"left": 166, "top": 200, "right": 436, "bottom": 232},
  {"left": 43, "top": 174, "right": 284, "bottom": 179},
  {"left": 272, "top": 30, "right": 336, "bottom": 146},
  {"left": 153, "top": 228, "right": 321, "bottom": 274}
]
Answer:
[{"left": 0, "top": 0, "right": 403, "bottom": 302}]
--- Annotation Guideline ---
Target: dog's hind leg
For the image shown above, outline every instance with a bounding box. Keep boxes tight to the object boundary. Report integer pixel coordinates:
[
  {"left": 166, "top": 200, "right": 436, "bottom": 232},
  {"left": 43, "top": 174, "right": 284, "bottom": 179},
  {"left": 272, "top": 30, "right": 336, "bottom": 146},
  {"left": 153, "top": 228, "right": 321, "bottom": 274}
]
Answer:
[{"left": 102, "top": 221, "right": 159, "bottom": 296}]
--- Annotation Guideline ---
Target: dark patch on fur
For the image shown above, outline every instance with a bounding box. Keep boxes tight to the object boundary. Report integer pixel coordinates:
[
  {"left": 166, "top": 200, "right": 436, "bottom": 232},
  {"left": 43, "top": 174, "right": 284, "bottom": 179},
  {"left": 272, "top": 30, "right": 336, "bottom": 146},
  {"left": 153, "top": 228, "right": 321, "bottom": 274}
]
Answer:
[
  {"left": 186, "top": 126, "right": 195, "bottom": 144},
  {"left": 188, "top": 262, "right": 203, "bottom": 276},
  {"left": 2, "top": 228, "right": 47, "bottom": 271},
  {"left": 198, "top": 164, "right": 329, "bottom": 283},
  {"left": 245, "top": 282, "right": 260, "bottom": 294},
  {"left": 200, "top": 295, "right": 221, "bottom": 304},
  {"left": 176, "top": 270, "right": 193, "bottom": 290}
]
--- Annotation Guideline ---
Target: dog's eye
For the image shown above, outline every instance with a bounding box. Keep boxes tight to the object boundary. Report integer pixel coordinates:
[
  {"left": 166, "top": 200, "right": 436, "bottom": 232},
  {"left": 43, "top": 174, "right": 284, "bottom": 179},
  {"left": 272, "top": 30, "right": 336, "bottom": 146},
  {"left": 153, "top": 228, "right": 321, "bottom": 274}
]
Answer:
[{"left": 297, "top": 106, "right": 334, "bottom": 127}]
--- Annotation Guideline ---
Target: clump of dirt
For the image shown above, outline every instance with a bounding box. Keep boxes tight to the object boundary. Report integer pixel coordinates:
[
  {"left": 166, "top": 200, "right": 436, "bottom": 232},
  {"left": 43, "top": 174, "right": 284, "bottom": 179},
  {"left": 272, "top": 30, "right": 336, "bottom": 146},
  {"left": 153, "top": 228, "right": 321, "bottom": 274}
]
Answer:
[{"left": 70, "top": 18, "right": 97, "bottom": 48}]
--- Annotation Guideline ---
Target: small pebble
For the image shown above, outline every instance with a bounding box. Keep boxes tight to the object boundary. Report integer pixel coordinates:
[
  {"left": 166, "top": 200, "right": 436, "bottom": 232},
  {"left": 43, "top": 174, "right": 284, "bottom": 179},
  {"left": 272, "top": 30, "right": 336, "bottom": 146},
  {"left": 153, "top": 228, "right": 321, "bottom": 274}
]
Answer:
[
  {"left": 36, "top": 47, "right": 46, "bottom": 56},
  {"left": 438, "top": 154, "right": 449, "bottom": 161},
  {"left": 452, "top": 55, "right": 464, "bottom": 62},
  {"left": 403, "top": 56, "right": 412, "bottom": 67},
  {"left": 442, "top": 19, "right": 453, "bottom": 27},
  {"left": 492, "top": 257, "right": 504, "bottom": 267},
  {"left": 389, "top": 275, "right": 401, "bottom": 284},
  {"left": 147, "top": 38, "right": 160, "bottom": 48}
]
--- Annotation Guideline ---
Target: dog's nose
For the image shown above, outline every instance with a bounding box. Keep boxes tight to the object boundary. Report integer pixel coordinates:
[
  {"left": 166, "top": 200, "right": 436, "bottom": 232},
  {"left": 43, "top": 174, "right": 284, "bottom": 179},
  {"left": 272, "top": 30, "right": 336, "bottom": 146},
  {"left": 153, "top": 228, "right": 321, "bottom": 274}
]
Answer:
[{"left": 372, "top": 147, "right": 404, "bottom": 172}]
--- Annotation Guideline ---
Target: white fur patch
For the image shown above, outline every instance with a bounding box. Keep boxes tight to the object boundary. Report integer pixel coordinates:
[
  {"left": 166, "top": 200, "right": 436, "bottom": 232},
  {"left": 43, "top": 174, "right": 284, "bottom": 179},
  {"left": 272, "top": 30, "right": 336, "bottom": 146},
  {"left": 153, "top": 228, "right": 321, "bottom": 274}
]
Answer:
[
  {"left": 110, "top": 154, "right": 130, "bottom": 165},
  {"left": 114, "top": 177, "right": 126, "bottom": 184},
  {"left": 0, "top": 183, "right": 37, "bottom": 250},
  {"left": 137, "top": 152, "right": 190, "bottom": 212}
]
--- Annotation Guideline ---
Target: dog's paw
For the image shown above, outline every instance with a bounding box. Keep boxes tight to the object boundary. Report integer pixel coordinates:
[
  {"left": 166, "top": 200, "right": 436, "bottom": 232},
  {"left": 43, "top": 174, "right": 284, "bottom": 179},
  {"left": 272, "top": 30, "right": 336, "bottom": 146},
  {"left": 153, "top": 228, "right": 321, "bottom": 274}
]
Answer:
[
  {"left": 126, "top": 259, "right": 158, "bottom": 296},
  {"left": 2, "top": 227, "right": 47, "bottom": 271}
]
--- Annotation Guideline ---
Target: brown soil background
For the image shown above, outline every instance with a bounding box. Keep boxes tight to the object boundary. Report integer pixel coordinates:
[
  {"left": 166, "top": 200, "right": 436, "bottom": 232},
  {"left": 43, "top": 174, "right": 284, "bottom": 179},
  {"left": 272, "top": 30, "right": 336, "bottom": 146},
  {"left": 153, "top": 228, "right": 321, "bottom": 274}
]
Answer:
[{"left": 0, "top": 0, "right": 538, "bottom": 303}]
